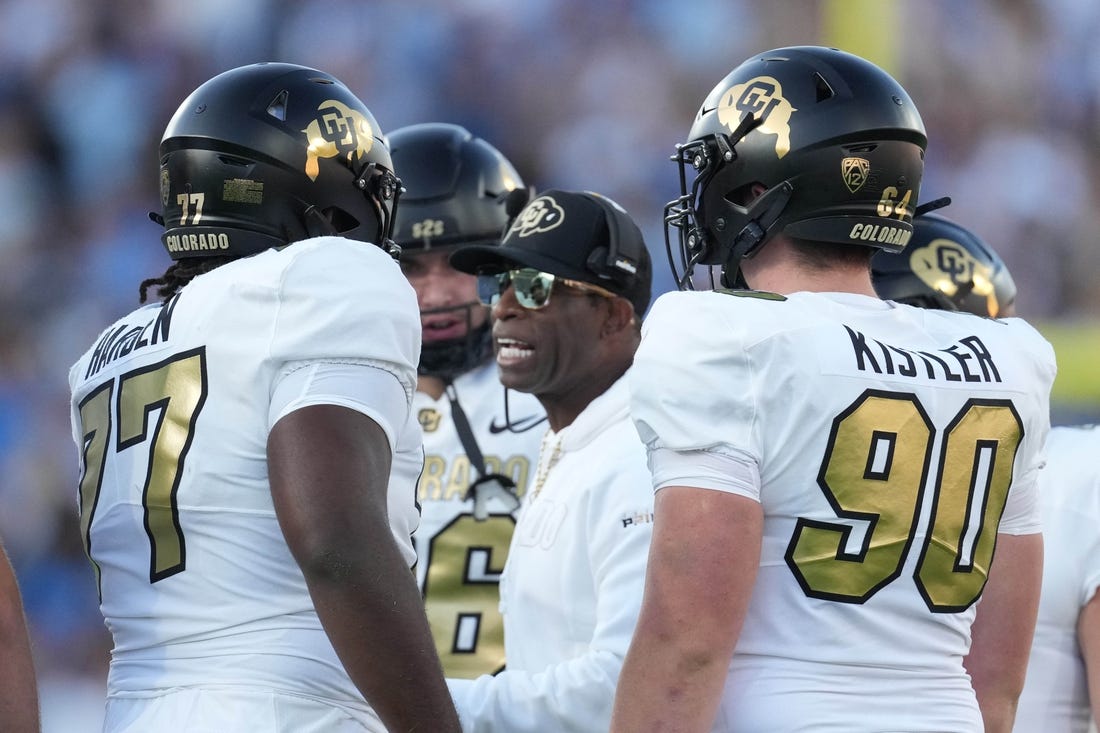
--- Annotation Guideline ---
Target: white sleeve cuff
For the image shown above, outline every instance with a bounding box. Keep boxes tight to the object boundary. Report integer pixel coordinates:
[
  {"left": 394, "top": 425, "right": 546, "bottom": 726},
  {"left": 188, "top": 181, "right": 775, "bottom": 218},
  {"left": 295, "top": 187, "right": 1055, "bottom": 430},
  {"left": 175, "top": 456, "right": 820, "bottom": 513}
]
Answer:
[
  {"left": 268, "top": 360, "right": 410, "bottom": 450},
  {"left": 648, "top": 446, "right": 761, "bottom": 501}
]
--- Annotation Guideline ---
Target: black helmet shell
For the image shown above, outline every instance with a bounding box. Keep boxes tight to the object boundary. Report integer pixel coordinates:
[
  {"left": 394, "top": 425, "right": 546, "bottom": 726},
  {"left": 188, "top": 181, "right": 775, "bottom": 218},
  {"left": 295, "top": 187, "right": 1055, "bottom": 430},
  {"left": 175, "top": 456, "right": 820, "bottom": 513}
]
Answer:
[
  {"left": 872, "top": 213, "right": 1017, "bottom": 317},
  {"left": 665, "top": 46, "right": 927, "bottom": 287},
  {"left": 158, "top": 62, "right": 399, "bottom": 260},
  {"left": 388, "top": 122, "right": 528, "bottom": 252}
]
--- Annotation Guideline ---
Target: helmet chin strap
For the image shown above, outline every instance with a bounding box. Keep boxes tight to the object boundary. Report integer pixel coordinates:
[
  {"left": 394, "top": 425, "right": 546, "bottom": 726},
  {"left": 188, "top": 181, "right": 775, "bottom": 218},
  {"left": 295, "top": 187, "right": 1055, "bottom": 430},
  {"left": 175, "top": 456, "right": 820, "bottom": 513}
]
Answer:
[
  {"left": 502, "top": 387, "right": 547, "bottom": 434},
  {"left": 443, "top": 379, "right": 521, "bottom": 520},
  {"left": 720, "top": 181, "right": 794, "bottom": 289}
]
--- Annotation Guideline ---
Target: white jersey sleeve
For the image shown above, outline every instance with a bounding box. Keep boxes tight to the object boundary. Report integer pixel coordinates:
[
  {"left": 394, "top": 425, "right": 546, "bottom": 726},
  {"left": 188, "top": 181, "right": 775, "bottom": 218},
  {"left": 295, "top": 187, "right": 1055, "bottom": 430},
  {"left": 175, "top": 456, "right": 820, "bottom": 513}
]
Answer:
[
  {"left": 268, "top": 236, "right": 420, "bottom": 396},
  {"left": 630, "top": 292, "right": 761, "bottom": 457}
]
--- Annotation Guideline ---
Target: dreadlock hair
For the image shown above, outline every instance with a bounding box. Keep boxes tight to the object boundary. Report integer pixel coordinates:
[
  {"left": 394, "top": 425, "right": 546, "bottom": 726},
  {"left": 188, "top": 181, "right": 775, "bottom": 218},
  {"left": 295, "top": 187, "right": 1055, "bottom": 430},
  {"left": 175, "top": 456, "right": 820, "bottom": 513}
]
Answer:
[{"left": 139, "top": 256, "right": 234, "bottom": 304}]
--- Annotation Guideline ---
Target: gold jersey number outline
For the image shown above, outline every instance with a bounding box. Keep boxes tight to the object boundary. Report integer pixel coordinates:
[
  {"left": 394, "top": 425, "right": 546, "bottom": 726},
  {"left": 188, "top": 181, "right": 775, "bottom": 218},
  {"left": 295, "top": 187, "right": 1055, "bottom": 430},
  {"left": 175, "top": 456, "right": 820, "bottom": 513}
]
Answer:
[
  {"left": 77, "top": 349, "right": 209, "bottom": 598},
  {"left": 423, "top": 513, "right": 515, "bottom": 678},
  {"left": 785, "top": 389, "right": 1024, "bottom": 612}
]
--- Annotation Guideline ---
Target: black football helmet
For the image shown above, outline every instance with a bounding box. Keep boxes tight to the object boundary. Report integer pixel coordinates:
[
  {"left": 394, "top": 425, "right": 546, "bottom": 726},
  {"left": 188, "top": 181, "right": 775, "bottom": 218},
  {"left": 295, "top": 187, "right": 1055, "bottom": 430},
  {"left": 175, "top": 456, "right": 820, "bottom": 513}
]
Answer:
[
  {"left": 872, "top": 213, "right": 1017, "bottom": 317},
  {"left": 156, "top": 62, "right": 401, "bottom": 261},
  {"left": 388, "top": 123, "right": 531, "bottom": 378},
  {"left": 665, "top": 46, "right": 927, "bottom": 289}
]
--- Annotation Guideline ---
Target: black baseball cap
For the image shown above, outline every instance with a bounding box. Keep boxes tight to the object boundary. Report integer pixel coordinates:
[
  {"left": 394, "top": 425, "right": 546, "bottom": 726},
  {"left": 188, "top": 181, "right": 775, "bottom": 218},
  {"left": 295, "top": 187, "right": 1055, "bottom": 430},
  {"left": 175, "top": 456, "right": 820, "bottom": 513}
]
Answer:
[{"left": 449, "top": 189, "right": 652, "bottom": 316}]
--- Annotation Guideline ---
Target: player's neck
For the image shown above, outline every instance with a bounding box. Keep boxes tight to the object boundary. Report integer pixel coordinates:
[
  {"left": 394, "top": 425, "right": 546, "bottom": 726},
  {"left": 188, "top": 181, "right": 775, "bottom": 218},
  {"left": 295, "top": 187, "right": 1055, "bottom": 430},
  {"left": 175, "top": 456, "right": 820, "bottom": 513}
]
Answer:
[
  {"left": 537, "top": 350, "right": 632, "bottom": 433},
  {"left": 746, "top": 267, "right": 877, "bottom": 297},
  {"left": 741, "top": 239, "right": 877, "bottom": 297},
  {"left": 417, "top": 374, "right": 447, "bottom": 400}
]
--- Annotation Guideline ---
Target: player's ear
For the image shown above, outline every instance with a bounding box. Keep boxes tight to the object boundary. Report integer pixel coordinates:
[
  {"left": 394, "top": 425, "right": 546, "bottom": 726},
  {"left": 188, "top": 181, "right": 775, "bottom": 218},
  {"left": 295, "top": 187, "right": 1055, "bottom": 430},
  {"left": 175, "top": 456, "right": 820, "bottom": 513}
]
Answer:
[{"left": 601, "top": 296, "right": 636, "bottom": 338}]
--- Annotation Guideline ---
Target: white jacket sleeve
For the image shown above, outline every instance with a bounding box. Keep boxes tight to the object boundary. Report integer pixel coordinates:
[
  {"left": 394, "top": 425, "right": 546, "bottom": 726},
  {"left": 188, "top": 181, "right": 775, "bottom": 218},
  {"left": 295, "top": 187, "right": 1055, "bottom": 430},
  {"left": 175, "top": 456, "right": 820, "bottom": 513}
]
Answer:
[{"left": 446, "top": 447, "right": 653, "bottom": 732}]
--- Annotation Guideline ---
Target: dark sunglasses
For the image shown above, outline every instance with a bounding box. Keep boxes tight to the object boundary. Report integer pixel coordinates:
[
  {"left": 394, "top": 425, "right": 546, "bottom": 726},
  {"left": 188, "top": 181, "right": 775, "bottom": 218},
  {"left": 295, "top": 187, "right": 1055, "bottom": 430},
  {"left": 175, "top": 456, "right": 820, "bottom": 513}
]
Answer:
[{"left": 477, "top": 267, "right": 617, "bottom": 310}]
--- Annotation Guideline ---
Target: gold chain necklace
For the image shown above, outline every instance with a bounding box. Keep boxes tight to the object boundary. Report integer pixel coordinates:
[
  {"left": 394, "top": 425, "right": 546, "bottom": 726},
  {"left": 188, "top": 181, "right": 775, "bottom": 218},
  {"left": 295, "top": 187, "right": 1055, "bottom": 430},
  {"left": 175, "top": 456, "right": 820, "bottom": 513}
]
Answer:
[{"left": 531, "top": 433, "right": 563, "bottom": 500}]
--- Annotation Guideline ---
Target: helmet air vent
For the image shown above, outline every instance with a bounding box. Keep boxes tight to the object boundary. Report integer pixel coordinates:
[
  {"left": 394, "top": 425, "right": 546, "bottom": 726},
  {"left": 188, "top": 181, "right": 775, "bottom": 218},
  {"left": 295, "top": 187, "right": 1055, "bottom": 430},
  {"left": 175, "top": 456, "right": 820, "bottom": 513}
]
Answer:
[
  {"left": 813, "top": 72, "right": 835, "bottom": 103},
  {"left": 266, "top": 90, "right": 289, "bottom": 121}
]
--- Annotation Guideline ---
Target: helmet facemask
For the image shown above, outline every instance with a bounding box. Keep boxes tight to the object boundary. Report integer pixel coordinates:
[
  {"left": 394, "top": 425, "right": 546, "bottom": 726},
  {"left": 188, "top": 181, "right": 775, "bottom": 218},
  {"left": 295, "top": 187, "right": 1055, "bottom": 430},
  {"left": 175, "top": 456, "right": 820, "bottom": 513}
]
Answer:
[{"left": 417, "top": 300, "right": 493, "bottom": 379}]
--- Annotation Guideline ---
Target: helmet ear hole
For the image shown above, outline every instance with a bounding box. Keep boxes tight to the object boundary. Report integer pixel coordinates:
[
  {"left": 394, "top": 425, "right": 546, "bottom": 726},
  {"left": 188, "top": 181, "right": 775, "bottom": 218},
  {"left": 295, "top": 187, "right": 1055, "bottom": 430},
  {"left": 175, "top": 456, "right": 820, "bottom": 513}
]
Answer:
[{"left": 325, "top": 206, "right": 361, "bottom": 234}]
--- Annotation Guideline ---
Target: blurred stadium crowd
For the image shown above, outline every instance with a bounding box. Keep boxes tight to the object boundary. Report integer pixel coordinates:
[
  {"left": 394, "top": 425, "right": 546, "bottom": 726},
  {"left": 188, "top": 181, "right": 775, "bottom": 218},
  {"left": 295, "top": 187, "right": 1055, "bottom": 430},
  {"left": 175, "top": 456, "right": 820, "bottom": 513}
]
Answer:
[{"left": 1, "top": 0, "right": 1098, "bottom": 729}]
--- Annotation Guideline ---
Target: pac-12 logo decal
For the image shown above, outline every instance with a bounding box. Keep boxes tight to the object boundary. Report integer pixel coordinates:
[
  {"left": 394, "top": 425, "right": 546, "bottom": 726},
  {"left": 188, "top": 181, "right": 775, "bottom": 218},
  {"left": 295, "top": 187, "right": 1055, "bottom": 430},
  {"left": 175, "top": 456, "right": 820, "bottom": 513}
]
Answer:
[
  {"left": 842, "top": 157, "right": 870, "bottom": 193},
  {"left": 717, "top": 76, "right": 796, "bottom": 158},
  {"left": 302, "top": 99, "right": 375, "bottom": 181},
  {"left": 505, "top": 195, "right": 566, "bottom": 239}
]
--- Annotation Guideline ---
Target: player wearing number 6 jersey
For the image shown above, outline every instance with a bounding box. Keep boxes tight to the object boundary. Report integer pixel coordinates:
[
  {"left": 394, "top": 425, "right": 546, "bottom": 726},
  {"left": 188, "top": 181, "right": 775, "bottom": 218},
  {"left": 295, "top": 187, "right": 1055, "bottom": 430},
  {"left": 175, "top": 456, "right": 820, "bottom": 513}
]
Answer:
[
  {"left": 387, "top": 124, "right": 545, "bottom": 679},
  {"left": 68, "top": 64, "right": 459, "bottom": 732},
  {"left": 611, "top": 46, "right": 1056, "bottom": 733}
]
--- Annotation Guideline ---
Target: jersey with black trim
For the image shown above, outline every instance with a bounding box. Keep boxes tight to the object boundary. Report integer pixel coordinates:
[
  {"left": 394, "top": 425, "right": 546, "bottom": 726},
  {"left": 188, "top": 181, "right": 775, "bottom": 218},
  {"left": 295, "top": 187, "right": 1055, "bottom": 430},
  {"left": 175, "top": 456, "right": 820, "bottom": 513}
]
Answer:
[
  {"left": 68, "top": 236, "right": 422, "bottom": 713},
  {"left": 630, "top": 289, "right": 1056, "bottom": 732},
  {"left": 1015, "top": 424, "right": 1100, "bottom": 733},
  {"left": 412, "top": 359, "right": 545, "bottom": 678}
]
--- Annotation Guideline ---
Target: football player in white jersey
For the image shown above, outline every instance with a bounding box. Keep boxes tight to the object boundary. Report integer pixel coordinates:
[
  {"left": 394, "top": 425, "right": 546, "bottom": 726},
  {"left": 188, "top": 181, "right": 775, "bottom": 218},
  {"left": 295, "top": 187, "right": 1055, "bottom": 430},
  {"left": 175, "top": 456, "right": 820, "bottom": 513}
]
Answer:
[
  {"left": 444, "top": 189, "right": 655, "bottom": 731},
  {"left": 67, "top": 64, "right": 459, "bottom": 732},
  {"left": 0, "top": 534, "right": 38, "bottom": 733},
  {"left": 1017, "top": 424, "right": 1100, "bottom": 732},
  {"left": 611, "top": 47, "right": 1056, "bottom": 733},
  {"left": 387, "top": 123, "right": 545, "bottom": 679},
  {"left": 873, "top": 215, "right": 1100, "bottom": 732}
]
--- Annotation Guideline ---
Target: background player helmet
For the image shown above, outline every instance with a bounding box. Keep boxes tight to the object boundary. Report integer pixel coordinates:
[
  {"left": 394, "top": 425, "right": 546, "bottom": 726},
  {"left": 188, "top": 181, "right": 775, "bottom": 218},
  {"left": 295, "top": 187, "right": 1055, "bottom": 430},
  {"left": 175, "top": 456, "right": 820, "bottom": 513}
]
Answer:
[
  {"left": 388, "top": 122, "right": 531, "bottom": 378},
  {"left": 665, "top": 46, "right": 928, "bottom": 288},
  {"left": 872, "top": 213, "right": 1017, "bottom": 317},
  {"left": 156, "top": 62, "right": 400, "bottom": 261}
]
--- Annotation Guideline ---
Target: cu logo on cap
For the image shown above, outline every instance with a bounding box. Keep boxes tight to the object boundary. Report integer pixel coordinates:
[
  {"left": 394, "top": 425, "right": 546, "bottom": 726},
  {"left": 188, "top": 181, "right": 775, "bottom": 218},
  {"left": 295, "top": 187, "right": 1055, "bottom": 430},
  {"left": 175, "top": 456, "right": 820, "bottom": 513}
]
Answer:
[{"left": 508, "top": 196, "right": 566, "bottom": 238}]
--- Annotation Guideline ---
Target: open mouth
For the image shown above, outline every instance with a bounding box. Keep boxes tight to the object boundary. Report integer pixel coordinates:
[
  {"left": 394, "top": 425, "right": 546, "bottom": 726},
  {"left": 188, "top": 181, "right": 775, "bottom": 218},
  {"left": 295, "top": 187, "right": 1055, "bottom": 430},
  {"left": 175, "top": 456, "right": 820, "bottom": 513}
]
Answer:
[
  {"left": 422, "top": 315, "right": 466, "bottom": 342},
  {"left": 496, "top": 336, "right": 534, "bottom": 366}
]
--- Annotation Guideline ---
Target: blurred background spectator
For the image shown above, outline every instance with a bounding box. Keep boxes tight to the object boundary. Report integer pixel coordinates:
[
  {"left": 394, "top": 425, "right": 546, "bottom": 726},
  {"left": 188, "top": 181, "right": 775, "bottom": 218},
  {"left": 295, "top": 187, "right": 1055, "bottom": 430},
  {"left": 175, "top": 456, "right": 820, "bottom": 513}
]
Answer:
[{"left": 2, "top": 1, "right": 1098, "bottom": 729}]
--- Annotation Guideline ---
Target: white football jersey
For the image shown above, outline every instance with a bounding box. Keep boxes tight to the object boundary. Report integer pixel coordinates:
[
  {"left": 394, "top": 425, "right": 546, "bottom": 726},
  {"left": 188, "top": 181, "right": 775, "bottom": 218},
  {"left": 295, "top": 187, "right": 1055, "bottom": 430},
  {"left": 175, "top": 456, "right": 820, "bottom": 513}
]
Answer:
[
  {"left": 412, "top": 360, "right": 545, "bottom": 678},
  {"left": 631, "top": 289, "right": 1056, "bottom": 732},
  {"left": 68, "top": 237, "right": 423, "bottom": 713},
  {"left": 1016, "top": 424, "right": 1100, "bottom": 733}
]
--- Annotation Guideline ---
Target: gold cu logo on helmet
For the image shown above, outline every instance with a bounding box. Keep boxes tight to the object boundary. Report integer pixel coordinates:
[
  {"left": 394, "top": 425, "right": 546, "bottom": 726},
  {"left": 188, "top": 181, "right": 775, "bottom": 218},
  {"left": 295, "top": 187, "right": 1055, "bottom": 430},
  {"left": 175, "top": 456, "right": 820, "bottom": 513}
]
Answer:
[
  {"left": 302, "top": 100, "right": 374, "bottom": 181},
  {"left": 842, "top": 157, "right": 870, "bottom": 193},
  {"left": 717, "top": 76, "right": 796, "bottom": 159},
  {"left": 506, "top": 195, "right": 566, "bottom": 239},
  {"left": 911, "top": 238, "right": 998, "bottom": 313}
]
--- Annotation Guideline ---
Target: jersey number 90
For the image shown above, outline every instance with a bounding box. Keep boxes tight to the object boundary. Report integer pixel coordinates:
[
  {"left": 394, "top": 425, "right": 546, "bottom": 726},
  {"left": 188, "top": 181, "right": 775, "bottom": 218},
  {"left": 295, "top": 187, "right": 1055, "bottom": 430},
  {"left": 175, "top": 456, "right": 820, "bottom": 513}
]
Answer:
[{"left": 785, "top": 389, "right": 1023, "bottom": 612}]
